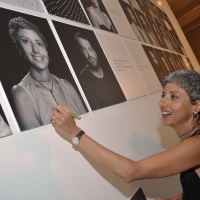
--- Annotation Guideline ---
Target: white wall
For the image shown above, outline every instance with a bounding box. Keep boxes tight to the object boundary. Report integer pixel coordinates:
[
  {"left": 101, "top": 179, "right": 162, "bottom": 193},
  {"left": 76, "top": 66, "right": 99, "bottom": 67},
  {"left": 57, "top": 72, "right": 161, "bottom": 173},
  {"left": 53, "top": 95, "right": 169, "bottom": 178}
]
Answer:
[
  {"left": 0, "top": 92, "right": 182, "bottom": 200},
  {"left": 0, "top": 0, "right": 199, "bottom": 200}
]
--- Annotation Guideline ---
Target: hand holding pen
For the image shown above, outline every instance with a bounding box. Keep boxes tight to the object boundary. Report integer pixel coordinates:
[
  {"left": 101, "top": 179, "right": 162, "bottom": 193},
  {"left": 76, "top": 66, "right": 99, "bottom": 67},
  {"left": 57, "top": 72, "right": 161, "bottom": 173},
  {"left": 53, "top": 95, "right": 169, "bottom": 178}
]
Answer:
[
  {"left": 51, "top": 105, "right": 81, "bottom": 140},
  {"left": 51, "top": 106, "right": 81, "bottom": 124}
]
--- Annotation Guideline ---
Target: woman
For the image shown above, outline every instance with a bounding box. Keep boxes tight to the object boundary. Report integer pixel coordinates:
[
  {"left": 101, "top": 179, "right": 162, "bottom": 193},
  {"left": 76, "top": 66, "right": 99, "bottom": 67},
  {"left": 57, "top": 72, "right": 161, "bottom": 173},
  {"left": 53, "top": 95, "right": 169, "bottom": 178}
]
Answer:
[
  {"left": 51, "top": 69, "right": 200, "bottom": 200},
  {"left": 9, "top": 16, "right": 87, "bottom": 131},
  {"left": 86, "top": 0, "right": 116, "bottom": 33}
]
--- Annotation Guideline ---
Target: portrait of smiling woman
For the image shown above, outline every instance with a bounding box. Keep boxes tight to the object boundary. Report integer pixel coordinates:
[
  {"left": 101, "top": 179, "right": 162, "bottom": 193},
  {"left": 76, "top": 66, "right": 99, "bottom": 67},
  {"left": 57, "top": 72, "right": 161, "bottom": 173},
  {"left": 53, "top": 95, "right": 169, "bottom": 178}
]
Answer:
[{"left": 8, "top": 16, "right": 87, "bottom": 131}]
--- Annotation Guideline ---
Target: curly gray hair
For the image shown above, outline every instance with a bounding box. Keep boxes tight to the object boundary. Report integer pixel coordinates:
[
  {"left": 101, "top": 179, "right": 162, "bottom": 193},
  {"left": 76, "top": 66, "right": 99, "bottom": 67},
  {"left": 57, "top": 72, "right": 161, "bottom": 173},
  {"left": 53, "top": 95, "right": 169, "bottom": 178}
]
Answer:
[
  {"left": 8, "top": 16, "right": 48, "bottom": 50},
  {"left": 163, "top": 69, "right": 200, "bottom": 105}
]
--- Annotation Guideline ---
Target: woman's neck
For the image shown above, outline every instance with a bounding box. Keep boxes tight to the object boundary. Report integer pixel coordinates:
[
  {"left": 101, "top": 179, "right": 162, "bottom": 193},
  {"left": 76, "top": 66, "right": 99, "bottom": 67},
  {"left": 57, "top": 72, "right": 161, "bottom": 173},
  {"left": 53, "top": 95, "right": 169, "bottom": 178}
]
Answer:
[
  {"left": 30, "top": 68, "right": 51, "bottom": 82},
  {"left": 177, "top": 120, "right": 200, "bottom": 142}
]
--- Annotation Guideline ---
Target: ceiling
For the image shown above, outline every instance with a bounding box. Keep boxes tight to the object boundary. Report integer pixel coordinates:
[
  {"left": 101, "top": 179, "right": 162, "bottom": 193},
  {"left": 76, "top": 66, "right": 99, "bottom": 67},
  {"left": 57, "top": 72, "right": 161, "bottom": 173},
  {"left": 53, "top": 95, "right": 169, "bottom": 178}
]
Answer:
[
  {"left": 165, "top": 0, "right": 200, "bottom": 64},
  {"left": 166, "top": 0, "right": 200, "bottom": 33}
]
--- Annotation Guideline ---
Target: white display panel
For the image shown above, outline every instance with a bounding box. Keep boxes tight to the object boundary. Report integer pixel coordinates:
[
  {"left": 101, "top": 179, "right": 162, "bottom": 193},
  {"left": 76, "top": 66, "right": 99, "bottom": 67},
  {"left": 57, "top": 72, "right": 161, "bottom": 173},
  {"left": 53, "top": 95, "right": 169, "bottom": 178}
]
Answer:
[
  {"left": 102, "top": 0, "right": 137, "bottom": 40},
  {"left": 95, "top": 32, "right": 147, "bottom": 100},
  {"left": 124, "top": 40, "right": 162, "bottom": 94}
]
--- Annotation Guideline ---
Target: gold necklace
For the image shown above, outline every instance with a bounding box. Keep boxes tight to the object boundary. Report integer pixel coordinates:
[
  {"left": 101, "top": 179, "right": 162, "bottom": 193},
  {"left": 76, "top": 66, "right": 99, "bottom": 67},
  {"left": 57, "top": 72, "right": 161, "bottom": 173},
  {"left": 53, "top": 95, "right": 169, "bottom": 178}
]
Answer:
[{"left": 180, "top": 121, "right": 200, "bottom": 142}]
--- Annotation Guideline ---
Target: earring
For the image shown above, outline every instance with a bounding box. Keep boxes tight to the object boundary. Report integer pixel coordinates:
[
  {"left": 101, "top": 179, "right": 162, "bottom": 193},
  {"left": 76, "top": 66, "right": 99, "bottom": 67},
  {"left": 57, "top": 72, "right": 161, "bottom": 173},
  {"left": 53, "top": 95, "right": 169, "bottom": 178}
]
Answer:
[
  {"left": 193, "top": 113, "right": 197, "bottom": 118},
  {"left": 20, "top": 52, "right": 25, "bottom": 59},
  {"left": 49, "top": 56, "right": 51, "bottom": 62}
]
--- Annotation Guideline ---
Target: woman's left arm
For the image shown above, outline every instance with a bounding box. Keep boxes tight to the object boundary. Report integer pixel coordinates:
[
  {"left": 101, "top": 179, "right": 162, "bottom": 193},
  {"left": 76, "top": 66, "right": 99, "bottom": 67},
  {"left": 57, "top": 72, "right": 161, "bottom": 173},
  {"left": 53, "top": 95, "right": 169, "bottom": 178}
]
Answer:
[{"left": 51, "top": 106, "right": 200, "bottom": 182}]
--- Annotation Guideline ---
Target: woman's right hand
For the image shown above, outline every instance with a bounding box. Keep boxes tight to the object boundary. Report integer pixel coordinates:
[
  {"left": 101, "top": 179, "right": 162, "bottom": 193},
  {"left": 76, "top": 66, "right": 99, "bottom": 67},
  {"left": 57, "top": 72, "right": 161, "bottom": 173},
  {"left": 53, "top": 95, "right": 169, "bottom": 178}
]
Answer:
[{"left": 51, "top": 105, "right": 81, "bottom": 141}]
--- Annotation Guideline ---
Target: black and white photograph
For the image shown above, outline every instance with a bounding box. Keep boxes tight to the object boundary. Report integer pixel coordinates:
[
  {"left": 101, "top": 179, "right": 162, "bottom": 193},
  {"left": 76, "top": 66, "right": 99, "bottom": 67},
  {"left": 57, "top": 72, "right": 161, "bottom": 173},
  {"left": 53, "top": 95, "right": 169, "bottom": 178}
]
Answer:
[
  {"left": 163, "top": 51, "right": 179, "bottom": 72},
  {"left": 165, "top": 29, "right": 179, "bottom": 53},
  {"left": 148, "top": 0, "right": 160, "bottom": 19},
  {"left": 171, "top": 53, "right": 184, "bottom": 71},
  {"left": 153, "top": 48, "right": 174, "bottom": 75},
  {"left": 160, "top": 11, "right": 176, "bottom": 33},
  {"left": 135, "top": 0, "right": 151, "bottom": 17},
  {"left": 0, "top": 104, "right": 12, "bottom": 138},
  {"left": 0, "top": 0, "right": 44, "bottom": 12},
  {"left": 0, "top": 8, "right": 88, "bottom": 131},
  {"left": 145, "top": 15, "right": 161, "bottom": 46},
  {"left": 80, "top": 0, "right": 117, "bottom": 33},
  {"left": 142, "top": 45, "right": 166, "bottom": 84},
  {"left": 42, "top": 0, "right": 90, "bottom": 25},
  {"left": 156, "top": 21, "right": 174, "bottom": 51},
  {"left": 119, "top": 1, "right": 149, "bottom": 43},
  {"left": 152, "top": 18, "right": 168, "bottom": 49},
  {"left": 53, "top": 21, "right": 126, "bottom": 110},
  {"left": 128, "top": 0, "right": 142, "bottom": 12},
  {"left": 148, "top": 1, "right": 160, "bottom": 20},
  {"left": 141, "top": 0, "right": 157, "bottom": 19},
  {"left": 176, "top": 54, "right": 187, "bottom": 69},
  {"left": 171, "top": 32, "right": 187, "bottom": 55},
  {"left": 134, "top": 9, "right": 156, "bottom": 45}
]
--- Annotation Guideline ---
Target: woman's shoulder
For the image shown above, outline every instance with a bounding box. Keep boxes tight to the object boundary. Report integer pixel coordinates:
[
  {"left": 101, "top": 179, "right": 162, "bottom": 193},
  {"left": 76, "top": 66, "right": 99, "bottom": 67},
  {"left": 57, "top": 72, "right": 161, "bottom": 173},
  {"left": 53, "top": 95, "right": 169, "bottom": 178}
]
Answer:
[
  {"left": 11, "top": 84, "right": 30, "bottom": 100},
  {"left": 11, "top": 84, "right": 24, "bottom": 94},
  {"left": 179, "top": 135, "right": 200, "bottom": 163}
]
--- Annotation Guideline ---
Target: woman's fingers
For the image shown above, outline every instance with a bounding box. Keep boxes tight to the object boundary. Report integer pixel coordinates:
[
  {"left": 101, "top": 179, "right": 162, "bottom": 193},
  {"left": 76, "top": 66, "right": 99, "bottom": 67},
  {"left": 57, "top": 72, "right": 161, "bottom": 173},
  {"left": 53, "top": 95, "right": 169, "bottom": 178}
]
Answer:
[{"left": 51, "top": 105, "right": 80, "bottom": 139}]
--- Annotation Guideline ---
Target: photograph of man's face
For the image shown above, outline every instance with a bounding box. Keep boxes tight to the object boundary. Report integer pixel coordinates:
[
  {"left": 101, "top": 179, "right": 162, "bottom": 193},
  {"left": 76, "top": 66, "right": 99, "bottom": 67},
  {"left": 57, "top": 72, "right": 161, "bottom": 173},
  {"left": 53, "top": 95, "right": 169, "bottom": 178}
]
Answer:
[
  {"left": 76, "top": 36, "right": 99, "bottom": 69},
  {"left": 53, "top": 21, "right": 126, "bottom": 110}
]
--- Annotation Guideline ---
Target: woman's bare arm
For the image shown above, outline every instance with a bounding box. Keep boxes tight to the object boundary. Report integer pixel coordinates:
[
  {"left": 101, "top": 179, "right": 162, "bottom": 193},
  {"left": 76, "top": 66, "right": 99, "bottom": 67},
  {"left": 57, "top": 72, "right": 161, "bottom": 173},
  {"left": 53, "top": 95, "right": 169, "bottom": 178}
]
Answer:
[
  {"left": 52, "top": 105, "right": 200, "bottom": 182},
  {"left": 11, "top": 85, "right": 40, "bottom": 130}
]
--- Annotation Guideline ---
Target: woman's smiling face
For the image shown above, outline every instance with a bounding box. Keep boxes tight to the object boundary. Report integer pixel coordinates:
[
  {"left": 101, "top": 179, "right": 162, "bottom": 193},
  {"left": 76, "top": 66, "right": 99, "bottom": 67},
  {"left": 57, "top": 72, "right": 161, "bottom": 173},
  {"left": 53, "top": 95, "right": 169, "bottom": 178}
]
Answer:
[
  {"left": 159, "top": 82, "right": 195, "bottom": 129},
  {"left": 16, "top": 28, "right": 49, "bottom": 71}
]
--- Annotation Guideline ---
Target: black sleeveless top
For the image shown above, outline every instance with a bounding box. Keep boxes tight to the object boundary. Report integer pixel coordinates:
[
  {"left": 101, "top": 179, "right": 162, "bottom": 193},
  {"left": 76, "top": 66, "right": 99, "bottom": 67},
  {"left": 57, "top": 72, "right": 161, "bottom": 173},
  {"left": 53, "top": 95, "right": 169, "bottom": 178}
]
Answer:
[{"left": 180, "top": 129, "right": 200, "bottom": 200}]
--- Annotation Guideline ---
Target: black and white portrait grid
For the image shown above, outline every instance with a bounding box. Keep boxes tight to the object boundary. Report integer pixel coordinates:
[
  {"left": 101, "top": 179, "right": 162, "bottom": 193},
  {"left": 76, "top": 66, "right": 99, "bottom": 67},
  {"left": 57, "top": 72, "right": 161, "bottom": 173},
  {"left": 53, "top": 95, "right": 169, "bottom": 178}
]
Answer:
[
  {"left": 53, "top": 21, "right": 126, "bottom": 111},
  {"left": 142, "top": 44, "right": 188, "bottom": 85},
  {"left": 0, "top": 7, "right": 88, "bottom": 131},
  {"left": 42, "top": 0, "right": 90, "bottom": 25},
  {"left": 119, "top": 0, "right": 186, "bottom": 55}
]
